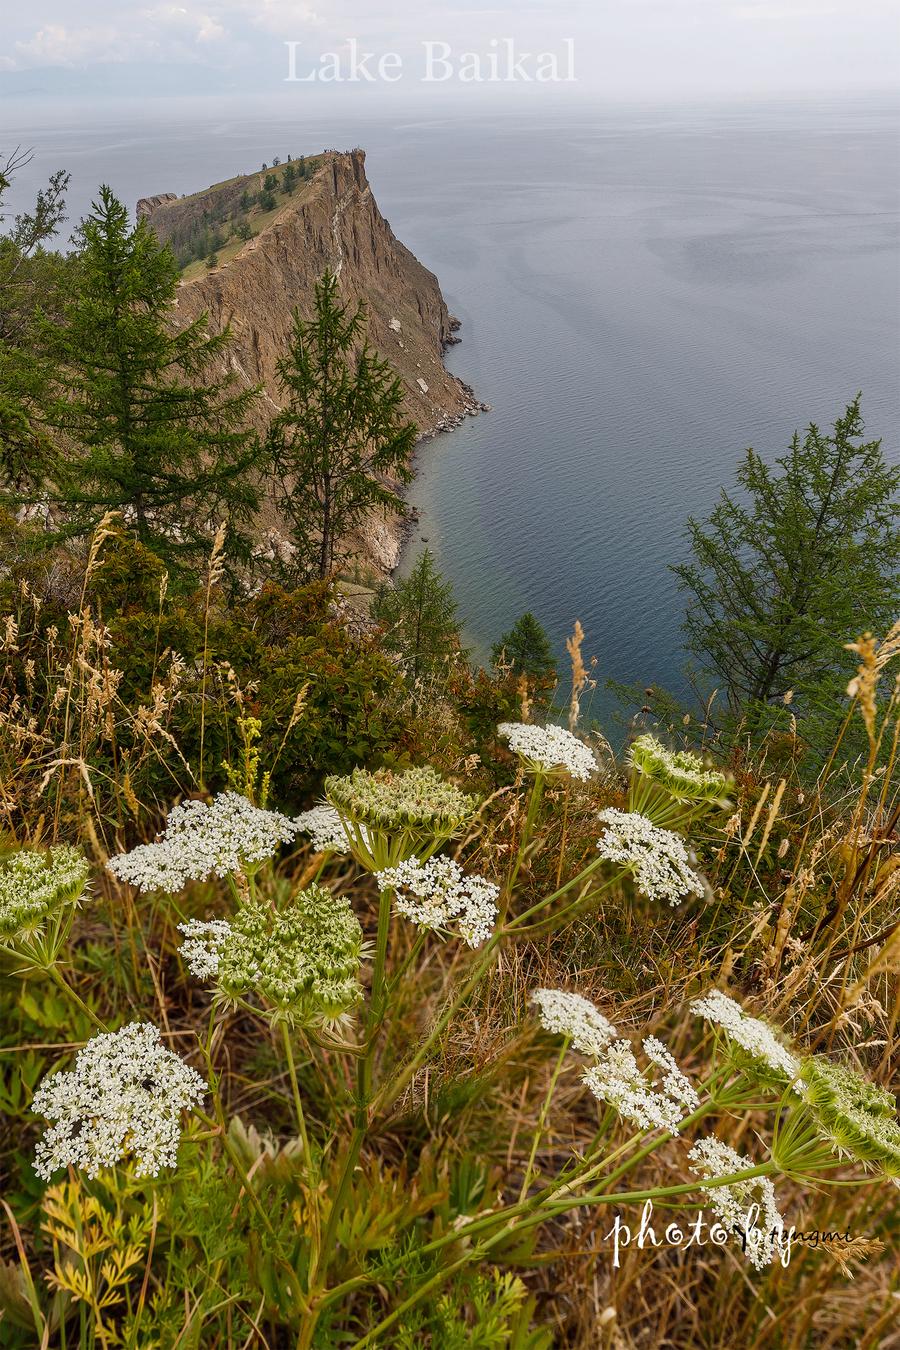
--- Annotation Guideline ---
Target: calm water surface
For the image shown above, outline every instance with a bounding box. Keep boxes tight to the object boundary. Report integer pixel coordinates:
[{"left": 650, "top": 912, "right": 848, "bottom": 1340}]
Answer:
[{"left": 5, "top": 96, "right": 899, "bottom": 722}]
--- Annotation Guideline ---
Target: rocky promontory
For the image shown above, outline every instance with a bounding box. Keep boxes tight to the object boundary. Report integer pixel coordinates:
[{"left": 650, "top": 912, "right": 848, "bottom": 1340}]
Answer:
[{"left": 140, "top": 150, "right": 484, "bottom": 572}]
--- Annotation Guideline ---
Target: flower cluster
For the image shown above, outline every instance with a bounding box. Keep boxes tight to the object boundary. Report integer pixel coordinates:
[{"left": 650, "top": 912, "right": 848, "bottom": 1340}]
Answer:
[
  {"left": 0, "top": 846, "right": 89, "bottom": 942},
  {"left": 184, "top": 885, "right": 365, "bottom": 1028},
  {"left": 691, "top": 989, "right": 800, "bottom": 1082},
  {"left": 107, "top": 793, "right": 298, "bottom": 893},
  {"left": 177, "top": 919, "right": 232, "bottom": 980},
  {"left": 32, "top": 1022, "right": 206, "bottom": 1180},
  {"left": 498, "top": 721, "right": 596, "bottom": 782},
  {"left": 596, "top": 808, "right": 704, "bottom": 905},
  {"left": 325, "top": 766, "right": 479, "bottom": 868},
  {"left": 530, "top": 988, "right": 617, "bottom": 1057},
  {"left": 376, "top": 855, "right": 499, "bottom": 948},
  {"left": 294, "top": 804, "right": 352, "bottom": 855},
  {"left": 797, "top": 1056, "right": 900, "bottom": 1179},
  {"left": 583, "top": 1037, "right": 699, "bottom": 1132},
  {"left": 630, "top": 735, "right": 728, "bottom": 804},
  {"left": 688, "top": 1135, "right": 786, "bottom": 1268}
]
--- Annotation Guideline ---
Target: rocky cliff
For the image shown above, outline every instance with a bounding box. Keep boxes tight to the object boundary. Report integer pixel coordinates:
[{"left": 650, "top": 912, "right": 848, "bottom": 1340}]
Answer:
[{"left": 141, "top": 150, "right": 482, "bottom": 572}]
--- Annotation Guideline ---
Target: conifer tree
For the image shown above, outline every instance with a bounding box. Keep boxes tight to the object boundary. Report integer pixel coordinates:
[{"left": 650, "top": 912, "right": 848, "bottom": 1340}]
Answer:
[
  {"left": 673, "top": 397, "right": 900, "bottom": 735},
  {"left": 40, "top": 187, "right": 262, "bottom": 573},
  {"left": 269, "top": 269, "right": 417, "bottom": 579},
  {"left": 372, "top": 548, "right": 462, "bottom": 684},
  {"left": 0, "top": 151, "right": 69, "bottom": 491},
  {"left": 491, "top": 612, "right": 557, "bottom": 684}
]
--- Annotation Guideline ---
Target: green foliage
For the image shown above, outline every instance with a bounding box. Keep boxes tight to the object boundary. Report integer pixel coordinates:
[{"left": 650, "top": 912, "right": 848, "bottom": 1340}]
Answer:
[
  {"left": 491, "top": 611, "right": 557, "bottom": 685},
  {"left": 268, "top": 269, "right": 418, "bottom": 579},
  {"left": 38, "top": 187, "right": 264, "bottom": 574},
  {"left": 674, "top": 397, "right": 900, "bottom": 748},
  {"left": 372, "top": 548, "right": 463, "bottom": 684},
  {"left": 0, "top": 151, "right": 71, "bottom": 493}
]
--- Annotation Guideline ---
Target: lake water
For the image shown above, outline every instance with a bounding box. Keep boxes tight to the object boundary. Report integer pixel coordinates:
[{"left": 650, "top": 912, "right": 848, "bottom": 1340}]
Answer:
[{"left": 5, "top": 95, "right": 900, "bottom": 724}]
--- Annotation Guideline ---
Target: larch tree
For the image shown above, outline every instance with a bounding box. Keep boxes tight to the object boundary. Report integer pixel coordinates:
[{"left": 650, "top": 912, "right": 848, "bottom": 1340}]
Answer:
[
  {"left": 268, "top": 269, "right": 417, "bottom": 580},
  {"left": 40, "top": 186, "right": 262, "bottom": 574},
  {"left": 673, "top": 397, "right": 900, "bottom": 737}
]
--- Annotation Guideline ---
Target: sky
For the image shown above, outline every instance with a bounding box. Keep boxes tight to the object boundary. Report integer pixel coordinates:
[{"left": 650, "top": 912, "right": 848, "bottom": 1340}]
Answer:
[{"left": 1, "top": 0, "right": 899, "bottom": 102}]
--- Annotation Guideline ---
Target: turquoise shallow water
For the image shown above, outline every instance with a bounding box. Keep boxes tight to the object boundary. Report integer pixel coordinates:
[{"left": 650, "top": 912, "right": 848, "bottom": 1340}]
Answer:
[{"left": 6, "top": 95, "right": 900, "bottom": 724}]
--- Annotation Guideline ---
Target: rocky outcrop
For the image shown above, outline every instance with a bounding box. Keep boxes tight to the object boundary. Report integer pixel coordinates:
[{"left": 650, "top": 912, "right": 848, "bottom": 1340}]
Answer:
[
  {"left": 136, "top": 192, "right": 178, "bottom": 220},
  {"left": 139, "top": 150, "right": 486, "bottom": 576},
  {"left": 142, "top": 151, "right": 478, "bottom": 436}
]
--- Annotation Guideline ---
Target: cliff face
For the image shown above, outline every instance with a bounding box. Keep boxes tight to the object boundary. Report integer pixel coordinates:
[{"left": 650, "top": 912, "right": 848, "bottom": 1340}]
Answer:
[
  {"left": 141, "top": 150, "right": 482, "bottom": 573},
  {"left": 143, "top": 151, "right": 474, "bottom": 439}
]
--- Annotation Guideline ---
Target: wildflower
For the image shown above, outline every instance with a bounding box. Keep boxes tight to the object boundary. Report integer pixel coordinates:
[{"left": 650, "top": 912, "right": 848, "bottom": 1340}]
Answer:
[
  {"left": 596, "top": 808, "right": 704, "bottom": 905},
  {"left": 177, "top": 919, "right": 232, "bottom": 980},
  {"left": 376, "top": 855, "right": 499, "bottom": 948},
  {"left": 583, "top": 1036, "right": 698, "bottom": 1131},
  {"left": 0, "top": 846, "right": 89, "bottom": 942},
  {"left": 797, "top": 1055, "right": 900, "bottom": 1179},
  {"left": 629, "top": 735, "right": 728, "bottom": 804},
  {"left": 294, "top": 804, "right": 351, "bottom": 855},
  {"left": 690, "top": 989, "right": 800, "bottom": 1082},
  {"left": 32, "top": 1022, "right": 206, "bottom": 1180},
  {"left": 107, "top": 792, "right": 298, "bottom": 893},
  {"left": 498, "top": 721, "right": 596, "bottom": 782},
  {"left": 530, "top": 987, "right": 617, "bottom": 1057},
  {"left": 688, "top": 1135, "right": 786, "bottom": 1268},
  {"left": 325, "top": 765, "right": 479, "bottom": 869},
  {"left": 195, "top": 885, "right": 366, "bottom": 1029}
]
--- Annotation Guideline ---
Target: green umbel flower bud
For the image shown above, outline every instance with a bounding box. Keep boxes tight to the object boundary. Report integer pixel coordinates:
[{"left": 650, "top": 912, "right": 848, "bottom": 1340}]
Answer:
[
  {"left": 630, "top": 736, "right": 728, "bottom": 803},
  {"left": 798, "top": 1055, "right": 900, "bottom": 1179},
  {"left": 324, "top": 765, "right": 479, "bottom": 869},
  {"left": 628, "top": 735, "right": 729, "bottom": 829},
  {"left": 212, "top": 884, "right": 365, "bottom": 1029},
  {"left": 0, "top": 846, "right": 89, "bottom": 942}
]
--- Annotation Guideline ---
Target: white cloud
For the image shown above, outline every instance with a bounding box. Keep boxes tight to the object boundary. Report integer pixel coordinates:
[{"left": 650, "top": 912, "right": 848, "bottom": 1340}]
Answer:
[{"left": 15, "top": 24, "right": 139, "bottom": 66}]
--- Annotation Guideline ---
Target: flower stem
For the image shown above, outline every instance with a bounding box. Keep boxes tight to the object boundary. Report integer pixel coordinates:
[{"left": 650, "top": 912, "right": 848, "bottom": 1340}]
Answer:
[{"left": 281, "top": 1023, "right": 313, "bottom": 1165}]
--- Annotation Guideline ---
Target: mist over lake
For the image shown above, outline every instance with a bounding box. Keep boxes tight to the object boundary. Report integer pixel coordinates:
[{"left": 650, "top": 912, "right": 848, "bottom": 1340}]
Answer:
[{"left": 7, "top": 94, "right": 899, "bottom": 723}]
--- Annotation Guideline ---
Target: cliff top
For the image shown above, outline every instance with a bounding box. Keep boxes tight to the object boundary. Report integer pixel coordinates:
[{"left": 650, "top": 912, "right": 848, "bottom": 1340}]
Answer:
[{"left": 138, "top": 151, "right": 337, "bottom": 279}]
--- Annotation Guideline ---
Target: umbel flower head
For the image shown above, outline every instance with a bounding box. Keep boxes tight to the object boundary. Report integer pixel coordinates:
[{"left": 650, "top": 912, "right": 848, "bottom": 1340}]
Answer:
[
  {"left": 180, "top": 884, "right": 366, "bottom": 1029},
  {"left": 629, "top": 736, "right": 728, "bottom": 803},
  {"left": 32, "top": 1022, "right": 206, "bottom": 1181},
  {"left": 294, "top": 804, "right": 352, "bottom": 855},
  {"left": 691, "top": 989, "right": 801, "bottom": 1084},
  {"left": 688, "top": 1135, "right": 786, "bottom": 1269},
  {"left": 797, "top": 1055, "right": 900, "bottom": 1180},
  {"left": 583, "top": 1035, "right": 699, "bottom": 1132},
  {"left": 596, "top": 808, "right": 705, "bottom": 906},
  {"left": 0, "top": 846, "right": 89, "bottom": 944},
  {"left": 376, "top": 855, "right": 499, "bottom": 948},
  {"left": 324, "top": 765, "right": 479, "bottom": 870},
  {"left": 530, "top": 987, "right": 617, "bottom": 1057},
  {"left": 628, "top": 735, "right": 729, "bottom": 828},
  {"left": 107, "top": 792, "right": 298, "bottom": 894},
  {"left": 498, "top": 721, "right": 597, "bottom": 782}
]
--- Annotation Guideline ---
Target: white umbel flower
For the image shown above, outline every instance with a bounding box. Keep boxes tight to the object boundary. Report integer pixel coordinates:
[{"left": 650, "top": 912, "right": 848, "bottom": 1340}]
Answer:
[
  {"left": 107, "top": 793, "right": 298, "bottom": 893},
  {"left": 375, "top": 855, "right": 499, "bottom": 948},
  {"left": 688, "top": 1135, "right": 786, "bottom": 1269},
  {"left": 32, "top": 1022, "right": 206, "bottom": 1180},
  {"left": 690, "top": 989, "right": 800, "bottom": 1081},
  {"left": 177, "top": 919, "right": 232, "bottom": 980},
  {"left": 530, "top": 988, "right": 617, "bottom": 1057},
  {"left": 498, "top": 722, "right": 596, "bottom": 782},
  {"left": 596, "top": 808, "right": 704, "bottom": 905},
  {"left": 294, "top": 804, "right": 351, "bottom": 855},
  {"left": 583, "top": 1036, "right": 698, "bottom": 1132}
]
